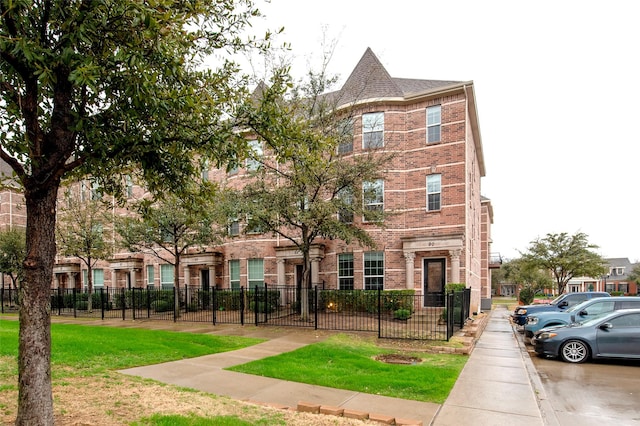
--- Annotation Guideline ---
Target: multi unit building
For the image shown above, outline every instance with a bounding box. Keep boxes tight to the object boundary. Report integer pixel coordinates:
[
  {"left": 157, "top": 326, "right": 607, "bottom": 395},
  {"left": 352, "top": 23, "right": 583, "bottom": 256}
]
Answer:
[{"left": 10, "top": 49, "right": 496, "bottom": 315}]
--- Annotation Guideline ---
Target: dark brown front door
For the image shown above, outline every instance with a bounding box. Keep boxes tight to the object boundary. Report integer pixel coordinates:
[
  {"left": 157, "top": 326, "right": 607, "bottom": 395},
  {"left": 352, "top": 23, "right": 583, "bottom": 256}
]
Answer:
[{"left": 423, "top": 258, "right": 446, "bottom": 307}]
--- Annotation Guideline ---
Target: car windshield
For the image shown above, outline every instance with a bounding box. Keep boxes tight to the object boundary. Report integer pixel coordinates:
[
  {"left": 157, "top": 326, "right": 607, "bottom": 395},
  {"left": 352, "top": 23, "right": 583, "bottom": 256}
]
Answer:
[
  {"left": 565, "top": 299, "right": 592, "bottom": 313},
  {"left": 549, "top": 295, "right": 565, "bottom": 306},
  {"left": 576, "top": 312, "right": 612, "bottom": 327}
]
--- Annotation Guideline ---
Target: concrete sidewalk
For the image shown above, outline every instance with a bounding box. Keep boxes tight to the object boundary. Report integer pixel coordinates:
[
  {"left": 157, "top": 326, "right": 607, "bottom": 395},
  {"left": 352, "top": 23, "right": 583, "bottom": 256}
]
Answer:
[
  {"left": 433, "top": 304, "right": 555, "bottom": 425},
  {"left": 118, "top": 305, "right": 554, "bottom": 425}
]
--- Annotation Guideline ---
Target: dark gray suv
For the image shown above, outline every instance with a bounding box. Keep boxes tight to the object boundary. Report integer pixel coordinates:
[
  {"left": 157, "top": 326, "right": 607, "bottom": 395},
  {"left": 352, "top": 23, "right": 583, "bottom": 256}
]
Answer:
[{"left": 512, "top": 292, "right": 610, "bottom": 326}]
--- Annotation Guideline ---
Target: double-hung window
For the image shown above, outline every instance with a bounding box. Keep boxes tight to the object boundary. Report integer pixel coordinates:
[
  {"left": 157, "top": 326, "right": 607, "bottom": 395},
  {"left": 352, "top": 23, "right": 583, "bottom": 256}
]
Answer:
[
  {"left": 363, "top": 179, "right": 384, "bottom": 215},
  {"left": 338, "top": 253, "right": 354, "bottom": 290},
  {"left": 364, "top": 252, "right": 384, "bottom": 290},
  {"left": 427, "top": 105, "right": 441, "bottom": 143},
  {"left": 362, "top": 112, "right": 384, "bottom": 149},
  {"left": 427, "top": 174, "right": 441, "bottom": 211},
  {"left": 246, "top": 140, "right": 263, "bottom": 171},
  {"left": 247, "top": 258, "right": 264, "bottom": 289},
  {"left": 229, "top": 259, "right": 240, "bottom": 289},
  {"left": 337, "top": 187, "right": 354, "bottom": 224},
  {"left": 147, "top": 265, "right": 155, "bottom": 289},
  {"left": 337, "top": 118, "right": 354, "bottom": 154},
  {"left": 160, "top": 264, "right": 174, "bottom": 289}
]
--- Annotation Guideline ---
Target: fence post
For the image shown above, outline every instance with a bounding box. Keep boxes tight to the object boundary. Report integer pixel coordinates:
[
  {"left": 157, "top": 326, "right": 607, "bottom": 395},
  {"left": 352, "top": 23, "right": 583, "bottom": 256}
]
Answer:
[
  {"left": 377, "top": 288, "right": 382, "bottom": 338},
  {"left": 313, "top": 286, "right": 318, "bottom": 330},
  {"left": 100, "top": 288, "right": 105, "bottom": 320},
  {"left": 72, "top": 287, "right": 77, "bottom": 318},
  {"left": 121, "top": 288, "right": 125, "bottom": 320},
  {"left": 212, "top": 286, "right": 217, "bottom": 325},
  {"left": 240, "top": 287, "right": 244, "bottom": 325}
]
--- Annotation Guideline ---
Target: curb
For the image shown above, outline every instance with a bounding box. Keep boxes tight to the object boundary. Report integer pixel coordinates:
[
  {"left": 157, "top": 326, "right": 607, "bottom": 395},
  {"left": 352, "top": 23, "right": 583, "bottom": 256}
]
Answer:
[{"left": 511, "top": 319, "right": 560, "bottom": 426}]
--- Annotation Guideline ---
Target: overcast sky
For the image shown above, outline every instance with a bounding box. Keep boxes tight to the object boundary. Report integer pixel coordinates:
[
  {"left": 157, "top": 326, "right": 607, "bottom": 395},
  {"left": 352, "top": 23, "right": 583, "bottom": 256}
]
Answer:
[{"left": 251, "top": 0, "right": 640, "bottom": 262}]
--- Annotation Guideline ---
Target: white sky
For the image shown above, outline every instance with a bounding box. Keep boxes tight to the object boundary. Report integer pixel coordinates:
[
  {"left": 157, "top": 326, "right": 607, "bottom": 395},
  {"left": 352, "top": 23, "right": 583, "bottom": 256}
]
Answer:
[{"left": 251, "top": 0, "right": 640, "bottom": 262}]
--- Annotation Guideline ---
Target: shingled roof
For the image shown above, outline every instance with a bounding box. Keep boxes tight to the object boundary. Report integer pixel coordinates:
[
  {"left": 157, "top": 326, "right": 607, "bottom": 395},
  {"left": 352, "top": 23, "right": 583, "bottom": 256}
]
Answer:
[{"left": 331, "top": 48, "right": 462, "bottom": 106}]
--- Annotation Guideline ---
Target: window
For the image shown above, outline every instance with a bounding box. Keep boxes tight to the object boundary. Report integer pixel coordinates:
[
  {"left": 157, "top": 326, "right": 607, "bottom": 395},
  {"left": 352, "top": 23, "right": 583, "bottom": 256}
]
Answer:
[
  {"left": 605, "top": 283, "right": 615, "bottom": 292},
  {"left": 363, "top": 179, "right": 384, "bottom": 214},
  {"left": 427, "top": 105, "right": 441, "bottom": 143},
  {"left": 94, "top": 269, "right": 104, "bottom": 287},
  {"left": 427, "top": 174, "right": 441, "bottom": 211},
  {"left": 362, "top": 112, "right": 384, "bottom": 149},
  {"left": 201, "top": 160, "right": 209, "bottom": 182},
  {"left": 91, "top": 180, "right": 101, "bottom": 200},
  {"left": 147, "top": 265, "right": 155, "bottom": 289},
  {"left": 246, "top": 139, "right": 263, "bottom": 171},
  {"left": 618, "top": 283, "right": 629, "bottom": 294},
  {"left": 337, "top": 118, "right": 354, "bottom": 154},
  {"left": 126, "top": 175, "right": 133, "bottom": 198},
  {"left": 228, "top": 219, "right": 240, "bottom": 236},
  {"left": 247, "top": 259, "right": 264, "bottom": 289},
  {"left": 229, "top": 260, "right": 240, "bottom": 289},
  {"left": 338, "top": 253, "right": 354, "bottom": 290},
  {"left": 364, "top": 251, "right": 384, "bottom": 290},
  {"left": 160, "top": 264, "right": 174, "bottom": 289},
  {"left": 83, "top": 269, "right": 104, "bottom": 288},
  {"left": 337, "top": 187, "right": 354, "bottom": 224}
]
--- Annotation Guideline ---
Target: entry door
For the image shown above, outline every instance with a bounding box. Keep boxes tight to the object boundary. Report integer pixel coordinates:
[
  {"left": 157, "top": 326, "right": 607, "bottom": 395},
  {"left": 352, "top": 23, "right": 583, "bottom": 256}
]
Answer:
[
  {"left": 423, "top": 259, "right": 446, "bottom": 307},
  {"left": 201, "top": 269, "right": 210, "bottom": 291}
]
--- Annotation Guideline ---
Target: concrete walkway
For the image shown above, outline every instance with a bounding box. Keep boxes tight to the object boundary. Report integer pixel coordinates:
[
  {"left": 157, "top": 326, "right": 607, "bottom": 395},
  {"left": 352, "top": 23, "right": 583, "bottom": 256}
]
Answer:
[
  {"left": 118, "top": 304, "right": 555, "bottom": 425},
  {"left": 433, "top": 304, "right": 555, "bottom": 425}
]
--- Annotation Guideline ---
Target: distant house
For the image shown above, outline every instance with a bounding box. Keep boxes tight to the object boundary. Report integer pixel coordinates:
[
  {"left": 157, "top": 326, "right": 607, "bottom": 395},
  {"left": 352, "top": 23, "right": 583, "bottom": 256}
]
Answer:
[
  {"left": 603, "top": 258, "right": 638, "bottom": 295},
  {"left": 47, "top": 48, "right": 495, "bottom": 315}
]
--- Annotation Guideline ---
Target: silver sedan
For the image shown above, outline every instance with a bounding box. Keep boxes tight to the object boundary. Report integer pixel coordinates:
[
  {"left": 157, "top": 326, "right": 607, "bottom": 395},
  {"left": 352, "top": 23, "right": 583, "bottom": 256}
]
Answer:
[{"left": 532, "top": 309, "right": 640, "bottom": 363}]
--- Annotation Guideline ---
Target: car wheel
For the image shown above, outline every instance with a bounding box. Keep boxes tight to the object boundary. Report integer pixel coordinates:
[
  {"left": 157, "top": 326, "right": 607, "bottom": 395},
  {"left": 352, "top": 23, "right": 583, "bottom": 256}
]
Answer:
[{"left": 560, "top": 340, "right": 590, "bottom": 363}]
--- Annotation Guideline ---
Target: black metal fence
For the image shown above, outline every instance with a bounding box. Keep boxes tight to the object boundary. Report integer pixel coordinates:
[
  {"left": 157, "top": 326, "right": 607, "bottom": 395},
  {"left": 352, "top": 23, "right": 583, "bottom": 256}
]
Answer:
[{"left": 2, "top": 285, "right": 472, "bottom": 341}]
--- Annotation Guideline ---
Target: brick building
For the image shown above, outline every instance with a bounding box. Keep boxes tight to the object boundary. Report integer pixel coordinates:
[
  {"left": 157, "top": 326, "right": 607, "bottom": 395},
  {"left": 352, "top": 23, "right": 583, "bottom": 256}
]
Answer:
[{"left": 50, "top": 48, "right": 494, "bottom": 315}]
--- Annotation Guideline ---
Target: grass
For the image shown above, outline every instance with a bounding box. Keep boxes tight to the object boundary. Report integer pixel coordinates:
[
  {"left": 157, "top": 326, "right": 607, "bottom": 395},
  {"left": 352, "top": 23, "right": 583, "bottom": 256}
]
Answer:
[
  {"left": 0, "top": 320, "right": 264, "bottom": 378},
  {"left": 227, "top": 334, "right": 467, "bottom": 404},
  {"left": 132, "top": 413, "right": 284, "bottom": 426}
]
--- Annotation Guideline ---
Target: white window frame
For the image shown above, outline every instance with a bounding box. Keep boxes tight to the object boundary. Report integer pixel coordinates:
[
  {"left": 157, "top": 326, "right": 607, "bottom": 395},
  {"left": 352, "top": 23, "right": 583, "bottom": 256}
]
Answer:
[
  {"left": 363, "top": 179, "right": 384, "bottom": 218},
  {"left": 338, "top": 253, "right": 354, "bottom": 290},
  {"left": 427, "top": 105, "right": 441, "bottom": 143},
  {"left": 160, "top": 264, "right": 174, "bottom": 289},
  {"left": 229, "top": 259, "right": 240, "bottom": 289},
  {"left": 246, "top": 139, "right": 263, "bottom": 171},
  {"left": 147, "top": 265, "right": 155, "bottom": 289},
  {"left": 362, "top": 112, "right": 384, "bottom": 149},
  {"left": 247, "top": 258, "right": 264, "bottom": 289},
  {"left": 363, "top": 251, "right": 384, "bottom": 290},
  {"left": 427, "top": 174, "right": 441, "bottom": 211}
]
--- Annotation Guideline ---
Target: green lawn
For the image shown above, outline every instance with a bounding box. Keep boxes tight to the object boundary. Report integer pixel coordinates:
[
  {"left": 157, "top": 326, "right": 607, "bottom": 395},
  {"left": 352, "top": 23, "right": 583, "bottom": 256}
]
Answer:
[
  {"left": 0, "top": 320, "right": 264, "bottom": 379},
  {"left": 227, "top": 334, "right": 467, "bottom": 404},
  {"left": 0, "top": 320, "right": 466, "bottom": 424}
]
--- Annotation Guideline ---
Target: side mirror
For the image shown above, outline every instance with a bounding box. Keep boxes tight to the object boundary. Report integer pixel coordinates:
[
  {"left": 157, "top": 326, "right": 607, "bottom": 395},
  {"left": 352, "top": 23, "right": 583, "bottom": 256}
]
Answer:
[
  {"left": 599, "top": 323, "right": 613, "bottom": 330},
  {"left": 578, "top": 310, "right": 588, "bottom": 316},
  {"left": 559, "top": 301, "right": 569, "bottom": 308}
]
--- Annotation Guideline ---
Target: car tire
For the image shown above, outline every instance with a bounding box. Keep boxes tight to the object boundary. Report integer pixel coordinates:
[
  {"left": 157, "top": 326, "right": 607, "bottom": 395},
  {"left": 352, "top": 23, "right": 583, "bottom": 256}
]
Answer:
[{"left": 560, "top": 340, "right": 590, "bottom": 363}]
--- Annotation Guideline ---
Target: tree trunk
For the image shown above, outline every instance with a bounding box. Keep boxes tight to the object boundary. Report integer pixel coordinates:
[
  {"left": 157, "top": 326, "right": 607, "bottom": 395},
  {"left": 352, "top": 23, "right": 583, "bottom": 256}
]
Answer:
[
  {"left": 299, "top": 251, "right": 312, "bottom": 321},
  {"left": 16, "top": 185, "right": 59, "bottom": 425}
]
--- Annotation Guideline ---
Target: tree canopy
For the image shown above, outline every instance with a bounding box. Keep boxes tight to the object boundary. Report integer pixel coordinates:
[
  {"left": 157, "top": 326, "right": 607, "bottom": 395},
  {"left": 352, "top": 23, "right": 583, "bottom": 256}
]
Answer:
[
  {"left": 0, "top": 1, "right": 269, "bottom": 423},
  {"left": 0, "top": 227, "right": 26, "bottom": 289},
  {"left": 520, "top": 232, "right": 607, "bottom": 295}
]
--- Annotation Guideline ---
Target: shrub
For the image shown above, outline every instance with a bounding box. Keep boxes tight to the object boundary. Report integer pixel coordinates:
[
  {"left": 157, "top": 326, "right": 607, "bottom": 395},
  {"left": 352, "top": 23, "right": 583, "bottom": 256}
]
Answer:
[
  {"left": 249, "top": 301, "right": 274, "bottom": 313},
  {"left": 152, "top": 300, "right": 173, "bottom": 312},
  {"left": 393, "top": 308, "right": 411, "bottom": 320},
  {"left": 518, "top": 286, "right": 535, "bottom": 305},
  {"left": 75, "top": 301, "right": 88, "bottom": 311}
]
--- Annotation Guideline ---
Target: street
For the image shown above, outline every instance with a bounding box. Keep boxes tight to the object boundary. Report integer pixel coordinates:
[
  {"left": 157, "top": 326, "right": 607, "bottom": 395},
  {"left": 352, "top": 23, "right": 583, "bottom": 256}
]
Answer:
[{"left": 516, "top": 327, "right": 640, "bottom": 425}]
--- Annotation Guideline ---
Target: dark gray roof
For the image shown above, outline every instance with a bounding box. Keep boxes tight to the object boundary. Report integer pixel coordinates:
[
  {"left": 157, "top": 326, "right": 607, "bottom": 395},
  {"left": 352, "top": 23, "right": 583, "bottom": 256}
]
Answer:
[
  {"left": 328, "top": 48, "right": 462, "bottom": 106},
  {"left": 606, "top": 258, "right": 635, "bottom": 280}
]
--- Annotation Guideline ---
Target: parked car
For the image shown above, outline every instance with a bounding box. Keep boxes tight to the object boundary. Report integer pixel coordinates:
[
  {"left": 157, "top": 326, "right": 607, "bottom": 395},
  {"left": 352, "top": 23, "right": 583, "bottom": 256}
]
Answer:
[
  {"left": 524, "top": 296, "right": 640, "bottom": 338},
  {"left": 532, "top": 309, "right": 640, "bottom": 363},
  {"left": 511, "top": 292, "right": 610, "bottom": 326}
]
